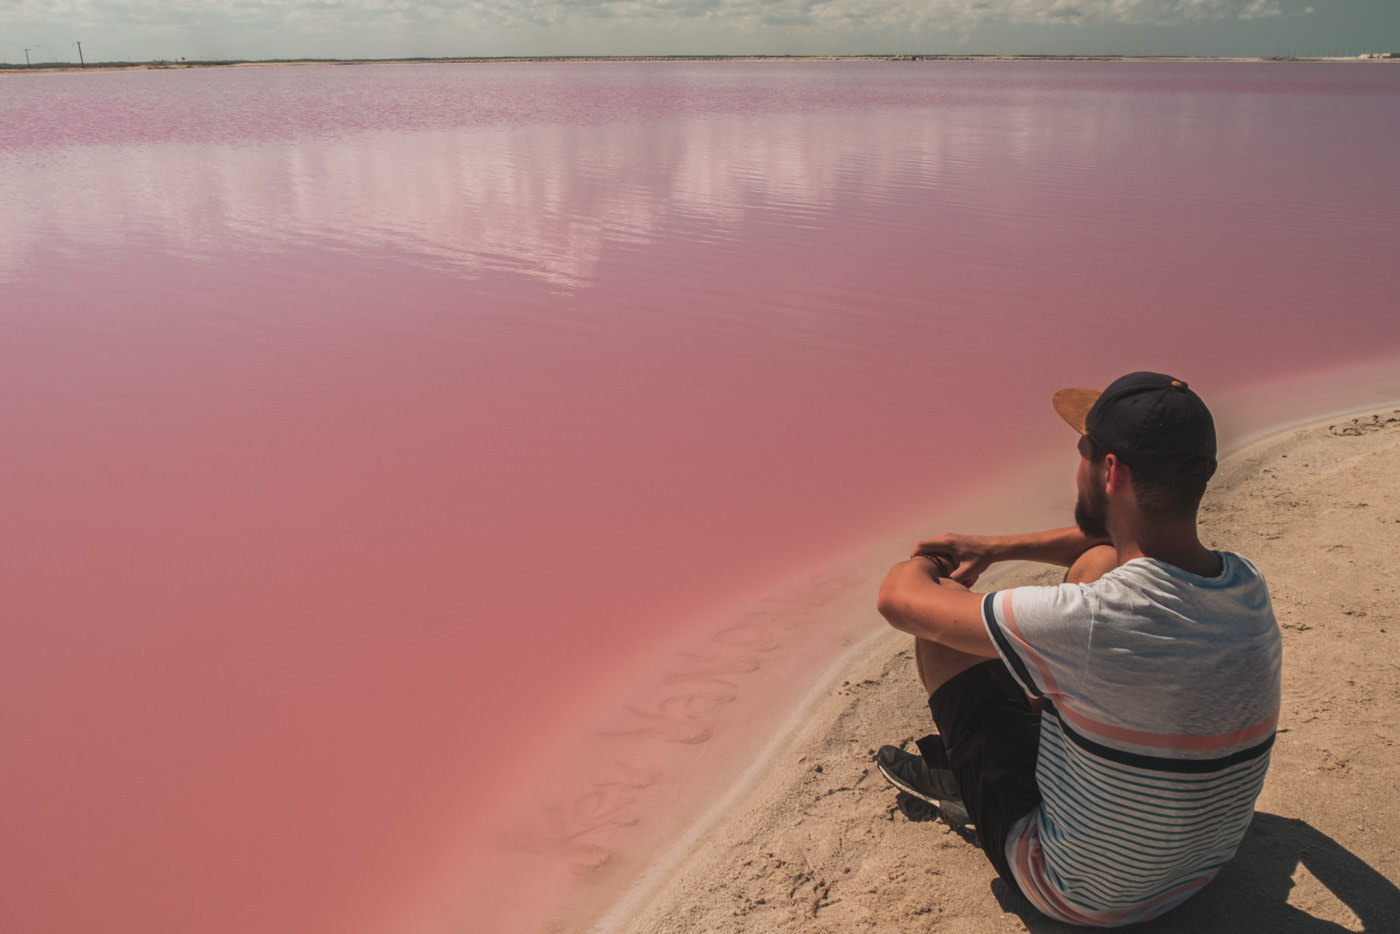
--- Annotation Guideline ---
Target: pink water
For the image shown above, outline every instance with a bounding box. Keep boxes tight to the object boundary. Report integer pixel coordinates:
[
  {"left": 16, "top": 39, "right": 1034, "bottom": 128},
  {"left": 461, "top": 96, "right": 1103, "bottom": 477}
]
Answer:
[{"left": 3, "top": 62, "right": 1399, "bottom": 934}]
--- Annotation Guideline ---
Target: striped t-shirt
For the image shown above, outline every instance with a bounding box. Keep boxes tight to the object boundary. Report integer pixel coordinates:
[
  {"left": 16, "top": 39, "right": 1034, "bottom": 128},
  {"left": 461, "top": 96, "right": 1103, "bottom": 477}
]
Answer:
[{"left": 982, "top": 553, "right": 1281, "bottom": 927}]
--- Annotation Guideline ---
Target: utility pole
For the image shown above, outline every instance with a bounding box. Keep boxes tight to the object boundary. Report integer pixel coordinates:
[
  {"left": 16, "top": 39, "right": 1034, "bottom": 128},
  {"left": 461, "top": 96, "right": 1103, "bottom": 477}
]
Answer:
[
  {"left": 74, "top": 41, "right": 84, "bottom": 67},
  {"left": 24, "top": 47, "right": 32, "bottom": 67}
]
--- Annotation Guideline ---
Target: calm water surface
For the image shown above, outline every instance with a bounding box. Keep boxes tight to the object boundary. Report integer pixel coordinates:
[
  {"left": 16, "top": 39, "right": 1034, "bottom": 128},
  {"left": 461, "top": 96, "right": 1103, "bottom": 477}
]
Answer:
[{"left": 3, "top": 61, "right": 1399, "bottom": 934}]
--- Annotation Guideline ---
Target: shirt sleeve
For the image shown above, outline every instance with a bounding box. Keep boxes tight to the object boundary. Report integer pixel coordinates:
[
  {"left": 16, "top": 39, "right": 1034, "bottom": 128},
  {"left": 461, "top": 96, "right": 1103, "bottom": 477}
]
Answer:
[{"left": 981, "top": 584, "right": 1096, "bottom": 705}]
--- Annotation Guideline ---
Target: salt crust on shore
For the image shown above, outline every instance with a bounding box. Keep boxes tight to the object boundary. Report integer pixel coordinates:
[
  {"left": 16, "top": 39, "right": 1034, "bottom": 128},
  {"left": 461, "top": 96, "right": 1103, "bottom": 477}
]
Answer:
[{"left": 609, "top": 408, "right": 1400, "bottom": 934}]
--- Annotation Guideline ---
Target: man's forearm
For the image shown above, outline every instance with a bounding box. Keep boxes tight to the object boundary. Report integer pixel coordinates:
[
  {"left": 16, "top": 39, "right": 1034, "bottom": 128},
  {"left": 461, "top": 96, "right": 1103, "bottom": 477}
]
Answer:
[
  {"left": 916, "top": 526, "right": 1110, "bottom": 579},
  {"left": 876, "top": 556, "right": 997, "bottom": 657},
  {"left": 973, "top": 527, "right": 1110, "bottom": 568}
]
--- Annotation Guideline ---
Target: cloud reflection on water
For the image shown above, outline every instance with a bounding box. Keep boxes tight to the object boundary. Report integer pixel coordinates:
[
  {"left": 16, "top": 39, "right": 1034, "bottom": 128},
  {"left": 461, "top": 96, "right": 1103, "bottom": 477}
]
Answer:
[{"left": 1, "top": 118, "right": 959, "bottom": 291}]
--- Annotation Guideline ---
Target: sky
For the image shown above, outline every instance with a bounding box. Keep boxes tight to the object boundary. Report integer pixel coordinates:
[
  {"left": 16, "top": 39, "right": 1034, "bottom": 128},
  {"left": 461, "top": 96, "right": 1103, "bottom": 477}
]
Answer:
[{"left": 3, "top": 0, "right": 1398, "bottom": 65}]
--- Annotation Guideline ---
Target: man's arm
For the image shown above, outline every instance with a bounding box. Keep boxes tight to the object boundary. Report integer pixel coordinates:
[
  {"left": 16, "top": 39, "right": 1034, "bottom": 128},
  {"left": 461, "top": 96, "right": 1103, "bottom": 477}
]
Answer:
[
  {"left": 915, "top": 526, "right": 1110, "bottom": 587},
  {"left": 876, "top": 554, "right": 998, "bottom": 658}
]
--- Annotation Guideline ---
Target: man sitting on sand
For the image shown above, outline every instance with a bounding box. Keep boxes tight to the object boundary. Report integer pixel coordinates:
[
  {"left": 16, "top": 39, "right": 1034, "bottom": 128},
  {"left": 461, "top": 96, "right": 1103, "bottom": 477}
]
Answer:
[{"left": 875, "top": 372, "right": 1281, "bottom": 926}]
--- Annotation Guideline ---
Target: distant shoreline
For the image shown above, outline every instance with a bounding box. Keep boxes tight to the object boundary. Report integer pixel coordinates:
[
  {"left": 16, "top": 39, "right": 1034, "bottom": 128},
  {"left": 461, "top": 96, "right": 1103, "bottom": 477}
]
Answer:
[{"left": 4, "top": 53, "right": 1397, "bottom": 75}]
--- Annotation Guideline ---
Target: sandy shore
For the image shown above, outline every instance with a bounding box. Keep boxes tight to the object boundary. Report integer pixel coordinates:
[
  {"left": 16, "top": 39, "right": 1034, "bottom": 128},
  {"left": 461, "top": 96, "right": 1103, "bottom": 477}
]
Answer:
[{"left": 606, "top": 406, "right": 1400, "bottom": 933}]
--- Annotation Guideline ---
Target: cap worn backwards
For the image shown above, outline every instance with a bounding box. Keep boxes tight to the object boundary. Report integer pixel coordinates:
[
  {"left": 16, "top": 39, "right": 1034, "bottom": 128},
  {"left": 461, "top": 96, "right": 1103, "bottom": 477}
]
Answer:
[{"left": 1052, "top": 372, "right": 1217, "bottom": 486}]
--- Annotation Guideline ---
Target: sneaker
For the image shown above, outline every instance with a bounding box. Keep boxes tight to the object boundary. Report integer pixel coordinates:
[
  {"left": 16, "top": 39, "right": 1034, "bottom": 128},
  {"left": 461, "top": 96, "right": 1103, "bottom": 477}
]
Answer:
[
  {"left": 876, "top": 745, "right": 963, "bottom": 806},
  {"left": 894, "top": 791, "right": 974, "bottom": 831}
]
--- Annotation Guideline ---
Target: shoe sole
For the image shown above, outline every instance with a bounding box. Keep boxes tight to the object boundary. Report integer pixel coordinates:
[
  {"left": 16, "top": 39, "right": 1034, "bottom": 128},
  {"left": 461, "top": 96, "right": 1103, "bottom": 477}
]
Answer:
[
  {"left": 878, "top": 758, "right": 974, "bottom": 829},
  {"left": 877, "top": 758, "right": 944, "bottom": 805}
]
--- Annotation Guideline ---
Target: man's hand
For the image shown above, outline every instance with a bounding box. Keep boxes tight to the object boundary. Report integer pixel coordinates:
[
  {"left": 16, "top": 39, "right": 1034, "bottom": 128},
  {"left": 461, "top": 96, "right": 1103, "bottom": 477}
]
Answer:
[
  {"left": 914, "top": 527, "right": 1113, "bottom": 585},
  {"left": 912, "top": 551, "right": 956, "bottom": 577},
  {"left": 914, "top": 533, "right": 1000, "bottom": 588}
]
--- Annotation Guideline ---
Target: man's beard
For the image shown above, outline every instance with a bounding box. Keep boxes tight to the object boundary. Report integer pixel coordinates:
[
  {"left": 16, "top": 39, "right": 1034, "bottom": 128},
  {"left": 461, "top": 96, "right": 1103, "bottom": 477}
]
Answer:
[{"left": 1075, "top": 479, "right": 1109, "bottom": 539}]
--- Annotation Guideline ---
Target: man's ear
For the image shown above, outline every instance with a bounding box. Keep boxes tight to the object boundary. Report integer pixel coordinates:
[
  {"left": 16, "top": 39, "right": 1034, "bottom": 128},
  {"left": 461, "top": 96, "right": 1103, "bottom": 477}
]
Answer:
[{"left": 1104, "top": 453, "right": 1125, "bottom": 495}]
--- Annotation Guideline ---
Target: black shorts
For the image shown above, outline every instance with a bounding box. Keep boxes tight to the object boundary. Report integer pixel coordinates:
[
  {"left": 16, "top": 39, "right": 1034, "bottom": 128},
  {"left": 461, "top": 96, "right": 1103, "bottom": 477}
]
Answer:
[{"left": 925, "top": 659, "right": 1042, "bottom": 888}]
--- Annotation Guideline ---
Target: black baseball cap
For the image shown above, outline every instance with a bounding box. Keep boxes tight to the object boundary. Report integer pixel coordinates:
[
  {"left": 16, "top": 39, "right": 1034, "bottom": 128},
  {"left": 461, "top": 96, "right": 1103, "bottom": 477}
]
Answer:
[{"left": 1052, "top": 372, "right": 1217, "bottom": 486}]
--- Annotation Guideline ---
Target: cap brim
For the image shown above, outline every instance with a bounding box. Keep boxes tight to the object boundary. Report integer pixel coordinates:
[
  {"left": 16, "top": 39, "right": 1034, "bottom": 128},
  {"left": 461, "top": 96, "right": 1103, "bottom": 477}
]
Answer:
[{"left": 1052, "top": 388, "right": 1101, "bottom": 434}]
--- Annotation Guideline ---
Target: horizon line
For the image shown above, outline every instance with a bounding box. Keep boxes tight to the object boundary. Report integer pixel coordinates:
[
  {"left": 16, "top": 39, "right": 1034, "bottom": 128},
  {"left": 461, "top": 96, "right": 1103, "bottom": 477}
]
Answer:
[{"left": 5, "top": 52, "right": 1397, "bottom": 72}]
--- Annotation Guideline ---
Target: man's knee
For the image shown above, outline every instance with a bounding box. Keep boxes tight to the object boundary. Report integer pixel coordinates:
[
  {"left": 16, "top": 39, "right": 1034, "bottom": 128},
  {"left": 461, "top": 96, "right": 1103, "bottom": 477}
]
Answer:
[
  {"left": 915, "top": 637, "right": 991, "bottom": 698},
  {"left": 1066, "top": 544, "right": 1117, "bottom": 585}
]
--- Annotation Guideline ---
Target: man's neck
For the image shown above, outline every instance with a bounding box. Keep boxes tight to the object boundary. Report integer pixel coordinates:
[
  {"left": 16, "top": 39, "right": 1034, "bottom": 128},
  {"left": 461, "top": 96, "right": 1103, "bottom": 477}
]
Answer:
[{"left": 1111, "top": 520, "right": 1223, "bottom": 578}]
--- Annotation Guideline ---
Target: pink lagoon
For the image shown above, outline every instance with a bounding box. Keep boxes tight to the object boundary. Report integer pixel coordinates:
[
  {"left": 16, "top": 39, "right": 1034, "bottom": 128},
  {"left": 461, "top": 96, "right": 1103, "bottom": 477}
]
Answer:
[{"left": 3, "top": 60, "right": 1399, "bottom": 934}]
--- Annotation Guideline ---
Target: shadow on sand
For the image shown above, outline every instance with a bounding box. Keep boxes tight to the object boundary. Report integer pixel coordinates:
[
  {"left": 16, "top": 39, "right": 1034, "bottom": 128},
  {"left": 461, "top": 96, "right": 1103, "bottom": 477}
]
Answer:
[{"left": 992, "top": 812, "right": 1400, "bottom": 932}]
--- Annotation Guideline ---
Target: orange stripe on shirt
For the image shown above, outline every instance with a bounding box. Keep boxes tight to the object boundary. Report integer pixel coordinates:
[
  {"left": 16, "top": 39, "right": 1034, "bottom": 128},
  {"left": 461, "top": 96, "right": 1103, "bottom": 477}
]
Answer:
[
  {"left": 996, "top": 591, "right": 1066, "bottom": 699},
  {"left": 1055, "top": 700, "right": 1279, "bottom": 753},
  {"left": 999, "top": 591, "right": 1278, "bottom": 754}
]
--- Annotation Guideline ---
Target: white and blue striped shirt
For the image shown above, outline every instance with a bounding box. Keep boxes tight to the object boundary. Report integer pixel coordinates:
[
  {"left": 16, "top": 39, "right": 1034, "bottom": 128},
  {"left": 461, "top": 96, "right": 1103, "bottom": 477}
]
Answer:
[{"left": 983, "top": 553, "right": 1281, "bottom": 926}]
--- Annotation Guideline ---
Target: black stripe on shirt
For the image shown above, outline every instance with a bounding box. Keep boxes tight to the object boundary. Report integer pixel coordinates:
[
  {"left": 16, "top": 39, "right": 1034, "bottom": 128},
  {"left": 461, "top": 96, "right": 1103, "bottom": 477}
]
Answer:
[
  {"left": 1044, "top": 697, "right": 1277, "bottom": 774},
  {"left": 982, "top": 591, "right": 1044, "bottom": 699}
]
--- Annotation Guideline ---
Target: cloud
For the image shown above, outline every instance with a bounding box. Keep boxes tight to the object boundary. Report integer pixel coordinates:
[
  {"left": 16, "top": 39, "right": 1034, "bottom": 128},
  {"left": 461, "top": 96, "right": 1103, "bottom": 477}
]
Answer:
[
  {"left": 5, "top": 0, "right": 1326, "bottom": 61},
  {"left": 456, "top": 0, "right": 1299, "bottom": 36},
  {"left": 1237, "top": 0, "right": 1282, "bottom": 19},
  {"left": 13, "top": 0, "right": 1305, "bottom": 33}
]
